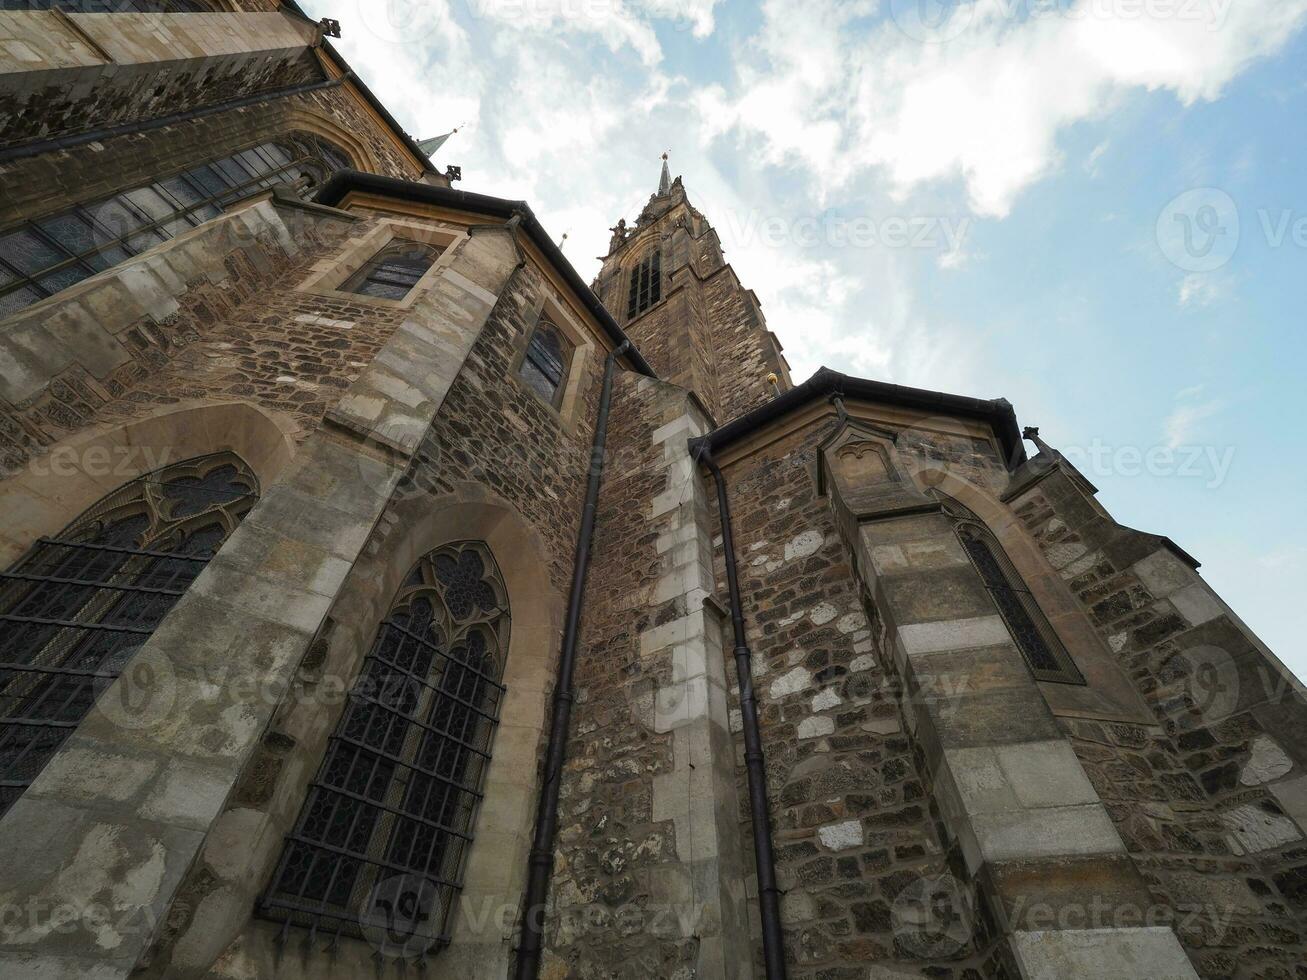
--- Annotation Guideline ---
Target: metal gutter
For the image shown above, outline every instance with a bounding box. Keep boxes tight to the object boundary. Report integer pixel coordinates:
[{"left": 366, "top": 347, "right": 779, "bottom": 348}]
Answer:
[
  {"left": 689, "top": 443, "right": 789, "bottom": 980},
  {"left": 515, "top": 341, "right": 631, "bottom": 979},
  {"left": 697, "top": 367, "right": 1027, "bottom": 469},
  {"left": 313, "top": 170, "right": 657, "bottom": 377}
]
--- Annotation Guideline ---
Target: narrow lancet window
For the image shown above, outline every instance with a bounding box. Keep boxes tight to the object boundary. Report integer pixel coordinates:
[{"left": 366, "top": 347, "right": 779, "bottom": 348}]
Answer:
[
  {"left": 519, "top": 320, "right": 572, "bottom": 406},
  {"left": 626, "top": 248, "right": 661, "bottom": 319},
  {"left": 943, "top": 500, "right": 1085, "bottom": 685}
]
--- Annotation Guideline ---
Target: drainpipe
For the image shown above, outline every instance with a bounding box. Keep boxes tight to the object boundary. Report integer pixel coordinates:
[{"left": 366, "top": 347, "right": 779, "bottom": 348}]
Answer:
[
  {"left": 689, "top": 440, "right": 788, "bottom": 980},
  {"left": 515, "top": 339, "right": 630, "bottom": 980}
]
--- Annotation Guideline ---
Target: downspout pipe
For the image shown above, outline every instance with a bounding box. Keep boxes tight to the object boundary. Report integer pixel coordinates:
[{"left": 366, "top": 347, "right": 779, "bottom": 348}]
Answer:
[
  {"left": 515, "top": 338, "right": 630, "bottom": 980},
  {"left": 689, "top": 439, "right": 789, "bottom": 980}
]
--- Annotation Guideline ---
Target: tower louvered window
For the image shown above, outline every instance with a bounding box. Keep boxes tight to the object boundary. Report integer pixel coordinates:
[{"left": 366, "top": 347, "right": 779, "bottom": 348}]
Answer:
[
  {"left": 626, "top": 248, "right": 661, "bottom": 319},
  {"left": 0, "top": 453, "right": 258, "bottom": 817},
  {"left": 0, "top": 134, "right": 350, "bottom": 318},
  {"left": 943, "top": 503, "right": 1084, "bottom": 685},
  {"left": 261, "top": 542, "right": 508, "bottom": 958}
]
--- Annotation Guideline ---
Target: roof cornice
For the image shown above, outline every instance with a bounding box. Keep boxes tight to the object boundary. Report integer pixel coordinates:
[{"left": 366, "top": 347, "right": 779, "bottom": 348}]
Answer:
[
  {"left": 693, "top": 367, "right": 1027, "bottom": 470},
  {"left": 313, "top": 171, "right": 657, "bottom": 378}
]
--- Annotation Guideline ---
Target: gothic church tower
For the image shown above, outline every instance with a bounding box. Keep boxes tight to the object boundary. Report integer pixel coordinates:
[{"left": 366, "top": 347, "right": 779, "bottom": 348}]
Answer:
[
  {"left": 593, "top": 157, "right": 791, "bottom": 422},
  {"left": 0, "top": 7, "right": 1304, "bottom": 980}
]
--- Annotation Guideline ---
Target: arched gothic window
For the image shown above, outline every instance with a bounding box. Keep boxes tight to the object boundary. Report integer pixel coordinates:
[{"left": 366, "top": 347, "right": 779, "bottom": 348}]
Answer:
[
  {"left": 626, "top": 248, "right": 661, "bottom": 319},
  {"left": 261, "top": 542, "right": 509, "bottom": 956},
  {"left": 0, "top": 133, "right": 351, "bottom": 318},
  {"left": 940, "top": 497, "right": 1085, "bottom": 685},
  {"left": 343, "top": 240, "right": 442, "bottom": 300},
  {"left": 0, "top": 452, "right": 258, "bottom": 816},
  {"left": 518, "top": 319, "right": 573, "bottom": 406}
]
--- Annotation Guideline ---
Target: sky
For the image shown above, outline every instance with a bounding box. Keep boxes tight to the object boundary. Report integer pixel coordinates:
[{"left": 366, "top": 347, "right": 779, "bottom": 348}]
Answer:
[{"left": 299, "top": 0, "right": 1306, "bottom": 677}]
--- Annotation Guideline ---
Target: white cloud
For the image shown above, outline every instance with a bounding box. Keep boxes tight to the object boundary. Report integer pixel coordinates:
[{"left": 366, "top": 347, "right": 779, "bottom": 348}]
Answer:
[
  {"left": 706, "top": 0, "right": 1307, "bottom": 215},
  {"left": 1177, "top": 272, "right": 1227, "bottom": 307},
  {"left": 1163, "top": 389, "right": 1223, "bottom": 448}
]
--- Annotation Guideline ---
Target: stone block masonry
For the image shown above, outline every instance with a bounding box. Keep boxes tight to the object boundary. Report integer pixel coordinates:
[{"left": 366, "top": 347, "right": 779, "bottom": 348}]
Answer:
[
  {"left": 711, "top": 422, "right": 1009, "bottom": 978},
  {"left": 1011, "top": 463, "right": 1307, "bottom": 978},
  {"left": 0, "top": 218, "right": 524, "bottom": 978}
]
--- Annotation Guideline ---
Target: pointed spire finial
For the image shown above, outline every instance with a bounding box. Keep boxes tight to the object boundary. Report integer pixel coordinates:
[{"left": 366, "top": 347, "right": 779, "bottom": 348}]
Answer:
[{"left": 658, "top": 152, "right": 671, "bottom": 196}]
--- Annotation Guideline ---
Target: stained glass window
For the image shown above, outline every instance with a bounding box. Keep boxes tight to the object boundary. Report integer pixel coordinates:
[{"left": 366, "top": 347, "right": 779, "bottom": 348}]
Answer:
[
  {"left": 626, "top": 248, "right": 661, "bottom": 319},
  {"left": 519, "top": 320, "right": 572, "bottom": 406},
  {"left": 0, "top": 134, "right": 351, "bottom": 318},
  {"left": 343, "top": 241, "right": 441, "bottom": 300},
  {"left": 260, "top": 542, "right": 509, "bottom": 959},
  {"left": 0, "top": 453, "right": 258, "bottom": 816},
  {"left": 949, "top": 515, "right": 1085, "bottom": 685}
]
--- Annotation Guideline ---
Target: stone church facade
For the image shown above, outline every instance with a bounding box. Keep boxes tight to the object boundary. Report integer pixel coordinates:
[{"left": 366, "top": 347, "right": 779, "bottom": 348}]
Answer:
[{"left": 0, "top": 5, "right": 1304, "bottom": 980}]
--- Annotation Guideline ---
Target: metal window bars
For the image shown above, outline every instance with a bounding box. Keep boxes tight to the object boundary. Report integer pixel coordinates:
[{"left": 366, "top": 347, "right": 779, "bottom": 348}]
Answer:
[
  {"left": 259, "top": 542, "right": 509, "bottom": 962},
  {"left": 0, "top": 134, "right": 351, "bottom": 317},
  {"left": 0, "top": 453, "right": 258, "bottom": 816}
]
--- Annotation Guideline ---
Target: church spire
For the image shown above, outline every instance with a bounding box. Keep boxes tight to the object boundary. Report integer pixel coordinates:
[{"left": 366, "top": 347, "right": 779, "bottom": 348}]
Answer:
[{"left": 658, "top": 152, "right": 671, "bottom": 196}]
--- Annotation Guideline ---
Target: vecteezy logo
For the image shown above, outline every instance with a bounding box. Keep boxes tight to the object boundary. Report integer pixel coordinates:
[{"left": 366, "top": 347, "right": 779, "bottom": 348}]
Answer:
[
  {"left": 1168, "top": 644, "right": 1240, "bottom": 727},
  {"left": 888, "top": 0, "right": 976, "bottom": 43},
  {"left": 360, "top": 873, "right": 442, "bottom": 960},
  {"left": 891, "top": 872, "right": 973, "bottom": 958},
  {"left": 93, "top": 647, "right": 178, "bottom": 731},
  {"left": 1156, "top": 188, "right": 1240, "bottom": 272},
  {"left": 359, "top": 0, "right": 442, "bottom": 44}
]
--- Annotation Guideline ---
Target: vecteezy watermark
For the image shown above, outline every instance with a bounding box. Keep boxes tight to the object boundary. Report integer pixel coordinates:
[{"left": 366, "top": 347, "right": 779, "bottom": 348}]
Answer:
[
  {"left": 891, "top": 872, "right": 974, "bottom": 957},
  {"left": 1156, "top": 188, "right": 1241, "bottom": 273},
  {"left": 718, "top": 209, "right": 971, "bottom": 252},
  {"left": 1009, "top": 894, "right": 1237, "bottom": 940},
  {"left": 1058, "top": 439, "right": 1236, "bottom": 489},
  {"left": 360, "top": 874, "right": 443, "bottom": 960},
  {"left": 1158, "top": 189, "right": 1307, "bottom": 273},
  {"left": 20, "top": 445, "right": 174, "bottom": 481},
  {"left": 889, "top": 0, "right": 1235, "bottom": 44}
]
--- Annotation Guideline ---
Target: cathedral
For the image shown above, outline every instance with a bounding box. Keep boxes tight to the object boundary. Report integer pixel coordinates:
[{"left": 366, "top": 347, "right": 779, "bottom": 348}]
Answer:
[{"left": 1, "top": 4, "right": 1305, "bottom": 980}]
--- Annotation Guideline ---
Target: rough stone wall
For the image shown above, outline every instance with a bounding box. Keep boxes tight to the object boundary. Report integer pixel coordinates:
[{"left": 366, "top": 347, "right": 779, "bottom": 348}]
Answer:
[
  {"left": 413, "top": 260, "right": 604, "bottom": 597},
  {"left": 135, "top": 248, "right": 615, "bottom": 979},
  {"left": 715, "top": 421, "right": 1007, "bottom": 978},
  {"left": 1011, "top": 466, "right": 1307, "bottom": 979},
  {"left": 541, "top": 372, "right": 693, "bottom": 978},
  {"left": 0, "top": 84, "right": 422, "bottom": 227},
  {"left": 0, "top": 209, "right": 412, "bottom": 482},
  {"left": 0, "top": 12, "right": 320, "bottom": 148}
]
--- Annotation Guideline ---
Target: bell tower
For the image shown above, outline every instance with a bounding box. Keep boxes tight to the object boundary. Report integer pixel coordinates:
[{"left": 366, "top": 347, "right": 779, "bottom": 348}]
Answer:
[{"left": 593, "top": 155, "right": 791, "bottom": 423}]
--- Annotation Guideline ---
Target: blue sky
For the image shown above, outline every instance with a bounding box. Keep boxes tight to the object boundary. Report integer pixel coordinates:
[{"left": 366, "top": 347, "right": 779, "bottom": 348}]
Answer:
[{"left": 301, "top": 0, "right": 1306, "bottom": 675}]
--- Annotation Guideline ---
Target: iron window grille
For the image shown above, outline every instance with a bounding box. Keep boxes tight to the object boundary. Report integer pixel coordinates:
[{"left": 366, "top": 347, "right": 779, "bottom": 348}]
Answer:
[
  {"left": 0, "top": 452, "right": 258, "bottom": 817},
  {"left": 260, "top": 542, "right": 509, "bottom": 959},
  {"left": 939, "top": 497, "right": 1085, "bottom": 685},
  {"left": 0, "top": 134, "right": 351, "bottom": 318},
  {"left": 342, "top": 240, "right": 442, "bottom": 301},
  {"left": 626, "top": 248, "right": 661, "bottom": 319},
  {"left": 518, "top": 320, "right": 573, "bottom": 406},
  {"left": 0, "top": 1, "right": 212, "bottom": 10}
]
